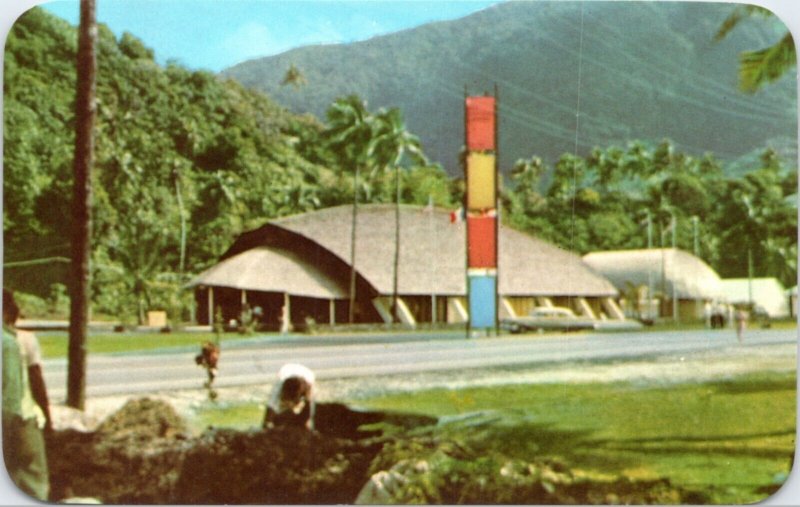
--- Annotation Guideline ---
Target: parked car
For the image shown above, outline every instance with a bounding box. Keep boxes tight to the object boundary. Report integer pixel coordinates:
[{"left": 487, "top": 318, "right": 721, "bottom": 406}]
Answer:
[{"left": 501, "top": 306, "right": 595, "bottom": 333}]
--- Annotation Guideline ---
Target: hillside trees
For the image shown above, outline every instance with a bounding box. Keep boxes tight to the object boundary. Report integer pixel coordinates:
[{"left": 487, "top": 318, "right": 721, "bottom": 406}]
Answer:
[
  {"left": 4, "top": 8, "right": 455, "bottom": 322},
  {"left": 503, "top": 142, "right": 797, "bottom": 288}
]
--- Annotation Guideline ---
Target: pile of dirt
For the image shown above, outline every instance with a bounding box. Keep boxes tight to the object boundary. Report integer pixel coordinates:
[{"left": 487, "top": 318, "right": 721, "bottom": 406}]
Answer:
[
  {"left": 47, "top": 398, "right": 192, "bottom": 503},
  {"left": 47, "top": 398, "right": 389, "bottom": 504},
  {"left": 173, "top": 427, "right": 382, "bottom": 504},
  {"left": 46, "top": 397, "right": 705, "bottom": 504}
]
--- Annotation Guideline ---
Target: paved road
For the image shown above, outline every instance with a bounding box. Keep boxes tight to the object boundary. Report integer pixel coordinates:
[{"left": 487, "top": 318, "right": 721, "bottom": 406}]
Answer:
[{"left": 42, "top": 328, "right": 796, "bottom": 401}]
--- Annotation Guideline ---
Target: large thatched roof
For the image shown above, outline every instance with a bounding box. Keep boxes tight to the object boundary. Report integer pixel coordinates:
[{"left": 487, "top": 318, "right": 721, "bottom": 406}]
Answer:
[
  {"left": 719, "top": 278, "right": 790, "bottom": 317},
  {"left": 189, "top": 247, "right": 348, "bottom": 299},
  {"left": 197, "top": 204, "right": 616, "bottom": 298},
  {"left": 582, "top": 248, "right": 722, "bottom": 299}
]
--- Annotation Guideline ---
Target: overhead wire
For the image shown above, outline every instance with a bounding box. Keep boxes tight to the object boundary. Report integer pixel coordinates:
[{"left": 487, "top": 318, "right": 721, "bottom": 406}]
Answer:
[{"left": 559, "top": 13, "right": 792, "bottom": 117}]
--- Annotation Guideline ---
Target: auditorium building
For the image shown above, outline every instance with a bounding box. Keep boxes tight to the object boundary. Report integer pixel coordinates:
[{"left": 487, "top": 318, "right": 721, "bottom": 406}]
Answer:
[{"left": 188, "top": 204, "right": 625, "bottom": 330}]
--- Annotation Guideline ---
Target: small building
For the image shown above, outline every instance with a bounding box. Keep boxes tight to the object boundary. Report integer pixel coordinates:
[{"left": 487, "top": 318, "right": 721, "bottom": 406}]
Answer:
[
  {"left": 582, "top": 248, "right": 723, "bottom": 321},
  {"left": 188, "top": 204, "right": 625, "bottom": 330},
  {"left": 719, "top": 278, "right": 791, "bottom": 318}
]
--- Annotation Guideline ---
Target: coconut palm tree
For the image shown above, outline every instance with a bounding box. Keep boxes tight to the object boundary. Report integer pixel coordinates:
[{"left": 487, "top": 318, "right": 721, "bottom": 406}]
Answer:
[
  {"left": 323, "top": 96, "right": 376, "bottom": 323},
  {"left": 715, "top": 5, "right": 796, "bottom": 93},
  {"left": 370, "top": 108, "right": 426, "bottom": 323},
  {"left": 280, "top": 63, "right": 307, "bottom": 88}
]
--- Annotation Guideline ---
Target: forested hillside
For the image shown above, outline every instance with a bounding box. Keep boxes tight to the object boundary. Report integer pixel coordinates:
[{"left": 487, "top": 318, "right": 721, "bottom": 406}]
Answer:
[
  {"left": 224, "top": 1, "right": 797, "bottom": 176},
  {"left": 3, "top": 7, "right": 796, "bottom": 324},
  {"left": 3, "top": 8, "right": 454, "bottom": 321}
]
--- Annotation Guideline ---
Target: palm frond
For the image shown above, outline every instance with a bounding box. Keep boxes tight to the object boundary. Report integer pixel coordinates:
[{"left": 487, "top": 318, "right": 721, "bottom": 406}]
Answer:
[
  {"left": 739, "top": 33, "right": 796, "bottom": 93},
  {"left": 715, "top": 5, "right": 773, "bottom": 41}
]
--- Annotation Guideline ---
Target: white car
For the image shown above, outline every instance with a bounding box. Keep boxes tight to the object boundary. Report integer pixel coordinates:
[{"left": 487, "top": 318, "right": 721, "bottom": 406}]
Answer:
[{"left": 501, "top": 306, "right": 595, "bottom": 333}]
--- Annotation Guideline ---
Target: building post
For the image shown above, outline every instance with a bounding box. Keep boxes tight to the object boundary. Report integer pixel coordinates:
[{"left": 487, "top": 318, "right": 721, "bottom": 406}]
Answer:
[{"left": 208, "top": 287, "right": 214, "bottom": 326}]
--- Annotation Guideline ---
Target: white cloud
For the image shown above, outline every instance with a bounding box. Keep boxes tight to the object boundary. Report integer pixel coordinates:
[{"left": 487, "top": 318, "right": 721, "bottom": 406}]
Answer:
[{"left": 221, "top": 22, "right": 276, "bottom": 62}]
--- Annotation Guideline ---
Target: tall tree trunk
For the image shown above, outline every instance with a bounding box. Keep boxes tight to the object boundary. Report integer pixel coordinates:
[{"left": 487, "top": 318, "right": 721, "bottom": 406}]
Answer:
[
  {"left": 392, "top": 165, "right": 400, "bottom": 323},
  {"left": 348, "top": 167, "right": 359, "bottom": 323},
  {"left": 174, "top": 169, "right": 186, "bottom": 274},
  {"left": 67, "top": 0, "right": 97, "bottom": 410}
]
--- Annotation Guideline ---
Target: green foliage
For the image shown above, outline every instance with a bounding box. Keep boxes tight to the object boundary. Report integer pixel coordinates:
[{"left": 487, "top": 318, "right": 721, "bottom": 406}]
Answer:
[
  {"left": 4, "top": 8, "right": 449, "bottom": 321},
  {"left": 715, "top": 5, "right": 796, "bottom": 93},
  {"left": 360, "top": 371, "right": 795, "bottom": 504},
  {"left": 503, "top": 141, "right": 797, "bottom": 287}
]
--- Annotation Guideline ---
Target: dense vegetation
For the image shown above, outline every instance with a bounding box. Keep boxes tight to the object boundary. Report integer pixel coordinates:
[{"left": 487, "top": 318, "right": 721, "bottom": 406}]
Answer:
[
  {"left": 3, "top": 7, "right": 796, "bottom": 325},
  {"left": 504, "top": 142, "right": 797, "bottom": 286},
  {"left": 3, "top": 8, "right": 455, "bottom": 322},
  {"left": 223, "top": 1, "right": 797, "bottom": 175}
]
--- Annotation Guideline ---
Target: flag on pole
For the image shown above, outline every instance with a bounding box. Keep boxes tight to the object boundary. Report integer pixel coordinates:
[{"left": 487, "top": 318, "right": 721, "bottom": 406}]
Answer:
[{"left": 449, "top": 206, "right": 465, "bottom": 224}]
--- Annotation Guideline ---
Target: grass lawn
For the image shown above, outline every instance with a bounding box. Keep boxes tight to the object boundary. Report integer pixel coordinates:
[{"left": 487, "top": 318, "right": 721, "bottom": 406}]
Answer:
[
  {"left": 186, "top": 368, "right": 795, "bottom": 503},
  {"left": 353, "top": 371, "right": 796, "bottom": 504},
  {"left": 36, "top": 331, "right": 242, "bottom": 358}
]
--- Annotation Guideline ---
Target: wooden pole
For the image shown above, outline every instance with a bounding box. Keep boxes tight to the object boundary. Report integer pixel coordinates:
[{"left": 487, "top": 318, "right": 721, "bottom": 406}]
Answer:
[{"left": 67, "top": 0, "right": 97, "bottom": 410}]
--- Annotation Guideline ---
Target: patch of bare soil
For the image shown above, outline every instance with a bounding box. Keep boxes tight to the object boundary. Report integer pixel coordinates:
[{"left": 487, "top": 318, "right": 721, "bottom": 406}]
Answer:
[{"left": 46, "top": 397, "right": 703, "bottom": 504}]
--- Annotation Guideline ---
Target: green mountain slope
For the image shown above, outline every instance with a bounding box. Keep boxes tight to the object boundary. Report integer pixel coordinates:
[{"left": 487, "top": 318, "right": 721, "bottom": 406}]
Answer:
[
  {"left": 223, "top": 1, "right": 797, "bottom": 175},
  {"left": 3, "top": 8, "right": 333, "bottom": 309}
]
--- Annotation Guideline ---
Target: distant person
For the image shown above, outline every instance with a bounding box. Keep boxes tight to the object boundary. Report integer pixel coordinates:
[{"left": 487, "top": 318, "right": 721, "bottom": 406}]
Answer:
[
  {"left": 195, "top": 341, "right": 220, "bottom": 389},
  {"left": 2, "top": 289, "right": 49, "bottom": 501},
  {"left": 735, "top": 307, "right": 748, "bottom": 342},
  {"left": 262, "top": 363, "right": 316, "bottom": 431}
]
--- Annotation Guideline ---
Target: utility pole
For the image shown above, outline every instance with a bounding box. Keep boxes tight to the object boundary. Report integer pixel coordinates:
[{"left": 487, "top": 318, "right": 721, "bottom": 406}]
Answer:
[
  {"left": 68, "top": 0, "right": 97, "bottom": 410},
  {"left": 671, "top": 212, "right": 678, "bottom": 322},
  {"left": 692, "top": 216, "right": 700, "bottom": 319},
  {"left": 646, "top": 209, "right": 653, "bottom": 319}
]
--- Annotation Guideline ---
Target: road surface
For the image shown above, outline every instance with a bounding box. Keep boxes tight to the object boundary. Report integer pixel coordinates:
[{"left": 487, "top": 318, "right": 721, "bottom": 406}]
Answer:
[{"left": 42, "top": 327, "right": 796, "bottom": 401}]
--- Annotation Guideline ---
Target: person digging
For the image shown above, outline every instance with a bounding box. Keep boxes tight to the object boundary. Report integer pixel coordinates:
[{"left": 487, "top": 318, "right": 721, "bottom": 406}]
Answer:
[{"left": 262, "top": 363, "right": 316, "bottom": 431}]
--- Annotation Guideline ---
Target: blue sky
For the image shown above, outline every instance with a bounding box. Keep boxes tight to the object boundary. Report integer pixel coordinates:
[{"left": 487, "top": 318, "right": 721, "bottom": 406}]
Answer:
[{"left": 40, "top": 0, "right": 499, "bottom": 72}]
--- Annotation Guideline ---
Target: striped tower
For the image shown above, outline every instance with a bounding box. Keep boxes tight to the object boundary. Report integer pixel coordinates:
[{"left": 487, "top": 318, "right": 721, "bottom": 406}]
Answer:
[{"left": 464, "top": 92, "right": 498, "bottom": 335}]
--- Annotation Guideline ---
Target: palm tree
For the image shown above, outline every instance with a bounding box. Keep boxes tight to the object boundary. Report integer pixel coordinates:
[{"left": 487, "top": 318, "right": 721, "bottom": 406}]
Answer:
[
  {"left": 324, "top": 96, "right": 375, "bottom": 323},
  {"left": 68, "top": 0, "right": 97, "bottom": 410},
  {"left": 715, "top": 5, "right": 796, "bottom": 93},
  {"left": 370, "top": 108, "right": 426, "bottom": 323},
  {"left": 280, "top": 63, "right": 307, "bottom": 88}
]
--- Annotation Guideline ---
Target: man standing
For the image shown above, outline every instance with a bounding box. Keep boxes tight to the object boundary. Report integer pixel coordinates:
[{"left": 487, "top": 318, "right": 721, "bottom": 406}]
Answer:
[{"left": 2, "top": 289, "right": 49, "bottom": 500}]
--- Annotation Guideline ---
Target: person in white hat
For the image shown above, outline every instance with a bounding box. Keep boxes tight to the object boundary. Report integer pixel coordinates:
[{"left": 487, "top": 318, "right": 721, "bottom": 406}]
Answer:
[{"left": 262, "top": 363, "right": 316, "bottom": 431}]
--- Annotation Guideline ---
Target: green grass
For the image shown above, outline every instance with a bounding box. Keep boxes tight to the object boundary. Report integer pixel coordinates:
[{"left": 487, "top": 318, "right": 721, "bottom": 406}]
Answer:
[
  {"left": 356, "top": 371, "right": 796, "bottom": 504},
  {"left": 189, "top": 401, "right": 266, "bottom": 434},
  {"left": 186, "top": 371, "right": 795, "bottom": 503},
  {"left": 36, "top": 331, "right": 245, "bottom": 358}
]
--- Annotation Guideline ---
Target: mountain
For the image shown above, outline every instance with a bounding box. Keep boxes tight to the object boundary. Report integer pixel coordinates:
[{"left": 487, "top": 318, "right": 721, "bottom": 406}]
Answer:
[{"left": 222, "top": 1, "right": 797, "bottom": 175}]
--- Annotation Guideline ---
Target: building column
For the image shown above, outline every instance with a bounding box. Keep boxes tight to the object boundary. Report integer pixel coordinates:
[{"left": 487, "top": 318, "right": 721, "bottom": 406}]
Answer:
[
  {"left": 500, "top": 297, "right": 517, "bottom": 319},
  {"left": 447, "top": 297, "right": 469, "bottom": 323},
  {"left": 601, "top": 297, "right": 625, "bottom": 320},
  {"left": 280, "top": 292, "right": 291, "bottom": 333},
  {"left": 575, "top": 297, "right": 597, "bottom": 319},
  {"left": 329, "top": 299, "right": 335, "bottom": 325},
  {"left": 207, "top": 287, "right": 214, "bottom": 326}
]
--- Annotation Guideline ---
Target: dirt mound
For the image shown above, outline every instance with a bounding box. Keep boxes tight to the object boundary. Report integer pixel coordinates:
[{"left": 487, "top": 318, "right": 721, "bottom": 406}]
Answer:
[
  {"left": 174, "top": 427, "right": 382, "bottom": 504},
  {"left": 95, "top": 398, "right": 187, "bottom": 441},
  {"left": 47, "top": 398, "right": 386, "bottom": 504},
  {"left": 48, "top": 398, "right": 192, "bottom": 503},
  {"left": 46, "top": 397, "right": 704, "bottom": 504}
]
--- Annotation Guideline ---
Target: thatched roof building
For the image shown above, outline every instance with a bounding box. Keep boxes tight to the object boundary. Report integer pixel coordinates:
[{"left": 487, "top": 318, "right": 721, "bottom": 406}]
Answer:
[
  {"left": 582, "top": 248, "right": 722, "bottom": 320},
  {"left": 190, "top": 204, "right": 622, "bottom": 328},
  {"left": 719, "top": 278, "right": 790, "bottom": 318},
  {"left": 582, "top": 248, "right": 722, "bottom": 299}
]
